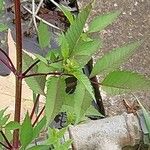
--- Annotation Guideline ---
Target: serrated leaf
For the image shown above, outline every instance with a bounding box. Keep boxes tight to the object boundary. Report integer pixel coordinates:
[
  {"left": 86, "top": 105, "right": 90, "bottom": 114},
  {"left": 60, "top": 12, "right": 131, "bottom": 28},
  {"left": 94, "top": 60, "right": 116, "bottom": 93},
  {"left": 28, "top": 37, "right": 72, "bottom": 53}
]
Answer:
[
  {"left": 60, "top": 34, "right": 69, "bottom": 59},
  {"left": 88, "top": 11, "right": 120, "bottom": 33},
  {"left": 101, "top": 71, "right": 150, "bottom": 95},
  {"left": 34, "top": 54, "right": 47, "bottom": 64},
  {"left": 86, "top": 105, "right": 103, "bottom": 117},
  {"left": 38, "top": 21, "right": 51, "bottom": 49},
  {"left": 33, "top": 116, "right": 46, "bottom": 139},
  {"left": 27, "top": 145, "right": 50, "bottom": 150},
  {"left": 5, "top": 121, "right": 20, "bottom": 130},
  {"left": 0, "top": 114, "right": 10, "bottom": 126},
  {"left": 46, "top": 77, "right": 66, "bottom": 126},
  {"left": 74, "top": 81, "right": 93, "bottom": 123},
  {"left": 90, "top": 41, "right": 141, "bottom": 77},
  {"left": 65, "top": 2, "right": 92, "bottom": 54},
  {"left": 49, "top": 0, "right": 74, "bottom": 24},
  {"left": 23, "top": 52, "right": 46, "bottom": 95},
  {"left": 0, "top": 24, "right": 7, "bottom": 32},
  {"left": 72, "top": 70, "right": 95, "bottom": 100},
  {"left": 72, "top": 39, "right": 102, "bottom": 66},
  {"left": 60, "top": 5, "right": 74, "bottom": 24},
  {"left": 20, "top": 113, "right": 33, "bottom": 149}
]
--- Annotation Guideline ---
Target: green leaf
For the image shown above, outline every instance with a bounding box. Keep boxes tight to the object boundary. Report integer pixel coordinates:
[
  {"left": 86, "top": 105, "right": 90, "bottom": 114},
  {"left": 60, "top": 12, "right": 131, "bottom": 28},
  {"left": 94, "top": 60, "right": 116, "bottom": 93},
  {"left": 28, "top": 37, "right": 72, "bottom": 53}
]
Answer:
[
  {"left": 0, "top": 114, "right": 10, "bottom": 126},
  {"left": 20, "top": 113, "right": 33, "bottom": 149},
  {"left": 60, "top": 5, "right": 74, "bottom": 24},
  {"left": 136, "top": 99, "right": 150, "bottom": 138},
  {"left": 74, "top": 81, "right": 93, "bottom": 123},
  {"left": 86, "top": 105, "right": 103, "bottom": 117},
  {"left": 27, "top": 145, "right": 50, "bottom": 150},
  {"left": 88, "top": 10, "right": 120, "bottom": 33},
  {"left": 101, "top": 71, "right": 150, "bottom": 95},
  {"left": 90, "top": 41, "right": 141, "bottom": 77},
  {"left": 33, "top": 116, "right": 46, "bottom": 139},
  {"left": 23, "top": 52, "right": 46, "bottom": 95},
  {"left": 65, "top": 2, "right": 92, "bottom": 53},
  {"left": 0, "top": 24, "right": 7, "bottom": 32},
  {"left": 5, "top": 121, "right": 20, "bottom": 130},
  {"left": 0, "top": 0, "right": 4, "bottom": 13},
  {"left": 34, "top": 54, "right": 47, "bottom": 64},
  {"left": 60, "top": 34, "right": 69, "bottom": 59},
  {"left": 0, "top": 108, "right": 7, "bottom": 118},
  {"left": 38, "top": 21, "right": 51, "bottom": 49},
  {"left": 46, "top": 77, "right": 66, "bottom": 126},
  {"left": 49, "top": 0, "right": 74, "bottom": 24},
  {"left": 72, "top": 39, "right": 102, "bottom": 66},
  {"left": 72, "top": 70, "right": 95, "bottom": 100}
]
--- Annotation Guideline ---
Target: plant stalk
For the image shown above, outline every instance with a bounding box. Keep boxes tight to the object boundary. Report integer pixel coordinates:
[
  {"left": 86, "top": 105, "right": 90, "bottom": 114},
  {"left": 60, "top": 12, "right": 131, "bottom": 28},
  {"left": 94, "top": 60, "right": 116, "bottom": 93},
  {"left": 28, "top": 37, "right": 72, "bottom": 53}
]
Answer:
[{"left": 13, "top": 0, "right": 23, "bottom": 149}]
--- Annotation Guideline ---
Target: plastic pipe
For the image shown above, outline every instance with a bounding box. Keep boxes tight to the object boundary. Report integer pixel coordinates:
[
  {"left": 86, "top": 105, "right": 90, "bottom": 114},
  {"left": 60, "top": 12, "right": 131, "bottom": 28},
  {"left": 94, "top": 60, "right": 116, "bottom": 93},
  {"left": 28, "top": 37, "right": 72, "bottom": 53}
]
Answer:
[{"left": 65, "top": 113, "right": 141, "bottom": 150}]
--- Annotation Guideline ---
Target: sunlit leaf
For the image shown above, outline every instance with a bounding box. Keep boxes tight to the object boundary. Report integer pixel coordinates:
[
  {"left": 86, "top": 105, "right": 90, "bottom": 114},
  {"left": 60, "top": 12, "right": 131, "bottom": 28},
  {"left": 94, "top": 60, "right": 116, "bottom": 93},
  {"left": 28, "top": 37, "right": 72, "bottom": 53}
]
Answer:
[
  {"left": 74, "top": 81, "right": 92, "bottom": 123},
  {"left": 90, "top": 41, "right": 141, "bottom": 77},
  {"left": 65, "top": 2, "right": 92, "bottom": 54},
  {"left": 46, "top": 77, "right": 66, "bottom": 126},
  {"left": 72, "top": 70, "right": 95, "bottom": 100},
  {"left": 88, "top": 11, "right": 120, "bottom": 33},
  {"left": 23, "top": 52, "right": 46, "bottom": 95},
  {"left": 20, "top": 113, "right": 33, "bottom": 149},
  {"left": 27, "top": 145, "right": 50, "bottom": 150},
  {"left": 101, "top": 71, "right": 150, "bottom": 95},
  {"left": 5, "top": 121, "right": 20, "bottom": 130},
  {"left": 38, "top": 21, "right": 51, "bottom": 49},
  {"left": 33, "top": 116, "right": 46, "bottom": 139}
]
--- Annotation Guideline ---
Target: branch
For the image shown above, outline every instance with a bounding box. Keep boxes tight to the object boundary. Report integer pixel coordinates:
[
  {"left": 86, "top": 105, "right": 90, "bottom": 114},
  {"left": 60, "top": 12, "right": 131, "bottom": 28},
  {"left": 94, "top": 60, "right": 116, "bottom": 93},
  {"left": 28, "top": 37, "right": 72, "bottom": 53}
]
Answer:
[
  {"left": 0, "top": 48, "right": 16, "bottom": 73},
  {"left": 0, "top": 130, "right": 12, "bottom": 149},
  {"left": 0, "top": 142, "right": 10, "bottom": 150},
  {"left": 32, "top": 106, "right": 45, "bottom": 127},
  {"left": 22, "top": 59, "right": 40, "bottom": 76},
  {"left": 30, "top": 94, "right": 40, "bottom": 120},
  {"left": 23, "top": 72, "right": 72, "bottom": 78},
  {"left": 22, "top": 6, "right": 62, "bottom": 31}
]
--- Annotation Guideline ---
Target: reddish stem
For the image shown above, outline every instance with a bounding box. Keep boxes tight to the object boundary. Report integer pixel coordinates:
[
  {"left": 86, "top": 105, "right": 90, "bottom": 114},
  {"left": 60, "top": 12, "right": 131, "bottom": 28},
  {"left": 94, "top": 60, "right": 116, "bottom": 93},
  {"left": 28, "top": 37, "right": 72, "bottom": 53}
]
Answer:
[
  {"left": 30, "top": 94, "right": 40, "bottom": 120},
  {"left": 13, "top": 0, "right": 23, "bottom": 149},
  {"left": 22, "top": 60, "right": 40, "bottom": 76},
  {"left": 23, "top": 72, "right": 72, "bottom": 78},
  {"left": 0, "top": 130, "right": 12, "bottom": 149},
  {"left": 0, "top": 48, "right": 16, "bottom": 73},
  {"left": 32, "top": 106, "right": 45, "bottom": 127}
]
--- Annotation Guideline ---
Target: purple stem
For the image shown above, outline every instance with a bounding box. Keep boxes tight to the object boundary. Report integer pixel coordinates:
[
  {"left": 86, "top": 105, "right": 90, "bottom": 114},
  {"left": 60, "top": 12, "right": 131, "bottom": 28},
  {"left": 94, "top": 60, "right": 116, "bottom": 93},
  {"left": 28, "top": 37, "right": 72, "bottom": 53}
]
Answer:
[{"left": 0, "top": 48, "right": 16, "bottom": 73}]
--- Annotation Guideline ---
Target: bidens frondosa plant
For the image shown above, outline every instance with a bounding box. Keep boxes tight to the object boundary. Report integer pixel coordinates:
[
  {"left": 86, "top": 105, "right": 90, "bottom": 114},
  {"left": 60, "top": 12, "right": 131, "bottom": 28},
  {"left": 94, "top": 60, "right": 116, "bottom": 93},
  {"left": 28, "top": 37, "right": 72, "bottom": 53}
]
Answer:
[{"left": 0, "top": 0, "right": 150, "bottom": 149}]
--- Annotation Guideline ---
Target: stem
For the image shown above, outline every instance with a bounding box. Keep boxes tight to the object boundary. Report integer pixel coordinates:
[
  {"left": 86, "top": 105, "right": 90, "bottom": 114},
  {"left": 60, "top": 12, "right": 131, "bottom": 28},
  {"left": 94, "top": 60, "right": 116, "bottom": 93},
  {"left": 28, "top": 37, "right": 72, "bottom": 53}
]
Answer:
[
  {"left": 23, "top": 72, "right": 72, "bottom": 78},
  {"left": 30, "top": 94, "right": 40, "bottom": 120},
  {"left": 32, "top": 106, "right": 45, "bottom": 127},
  {"left": 0, "top": 48, "right": 16, "bottom": 73},
  {"left": 22, "top": 60, "right": 40, "bottom": 76},
  {"left": 0, "top": 131, "right": 12, "bottom": 149},
  {"left": 0, "top": 142, "right": 10, "bottom": 150},
  {"left": 13, "top": 0, "right": 23, "bottom": 148},
  {"left": 0, "top": 59, "right": 14, "bottom": 73}
]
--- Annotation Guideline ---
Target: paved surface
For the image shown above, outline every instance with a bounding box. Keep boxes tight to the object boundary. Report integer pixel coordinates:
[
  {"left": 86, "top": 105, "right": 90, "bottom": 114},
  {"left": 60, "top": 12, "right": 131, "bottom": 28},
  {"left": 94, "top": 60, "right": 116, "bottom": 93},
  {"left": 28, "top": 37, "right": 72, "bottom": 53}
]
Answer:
[{"left": 80, "top": 0, "right": 150, "bottom": 116}]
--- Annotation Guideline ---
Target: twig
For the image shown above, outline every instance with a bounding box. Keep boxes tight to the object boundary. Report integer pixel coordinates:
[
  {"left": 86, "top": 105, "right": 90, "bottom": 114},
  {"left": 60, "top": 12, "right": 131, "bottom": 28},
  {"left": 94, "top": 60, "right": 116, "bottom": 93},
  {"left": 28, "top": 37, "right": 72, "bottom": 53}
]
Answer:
[
  {"left": 32, "top": 106, "right": 45, "bottom": 127},
  {"left": 23, "top": 72, "right": 72, "bottom": 78},
  {"left": 0, "top": 48, "right": 16, "bottom": 73},
  {"left": 0, "top": 142, "right": 10, "bottom": 150},
  {"left": 0, "top": 130, "right": 12, "bottom": 149},
  {"left": 30, "top": 94, "right": 40, "bottom": 120},
  {"left": 22, "top": 59, "right": 40, "bottom": 76},
  {"left": 0, "top": 59, "right": 14, "bottom": 73},
  {"left": 32, "top": 0, "right": 38, "bottom": 31},
  {"left": 22, "top": 6, "right": 62, "bottom": 31}
]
